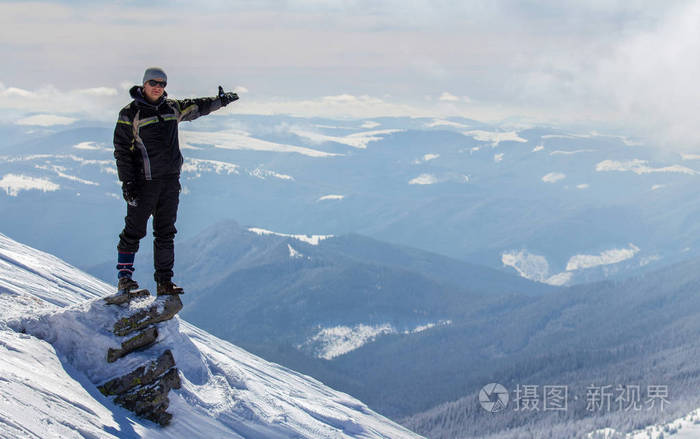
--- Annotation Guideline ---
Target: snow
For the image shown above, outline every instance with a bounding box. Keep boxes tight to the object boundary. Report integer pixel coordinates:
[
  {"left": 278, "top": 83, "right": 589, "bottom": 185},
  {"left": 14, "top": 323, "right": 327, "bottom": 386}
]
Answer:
[
  {"left": 589, "top": 408, "right": 700, "bottom": 438},
  {"left": 301, "top": 324, "right": 396, "bottom": 360},
  {"left": 463, "top": 130, "right": 527, "bottom": 146},
  {"left": 501, "top": 250, "right": 572, "bottom": 286},
  {"left": 180, "top": 129, "right": 341, "bottom": 158},
  {"left": 425, "top": 119, "right": 470, "bottom": 129},
  {"left": 181, "top": 158, "right": 239, "bottom": 176},
  {"left": 0, "top": 232, "right": 422, "bottom": 438},
  {"left": 596, "top": 159, "right": 698, "bottom": 175},
  {"left": 565, "top": 244, "right": 640, "bottom": 271},
  {"left": 300, "top": 322, "right": 450, "bottom": 360},
  {"left": 247, "top": 227, "right": 334, "bottom": 246},
  {"left": 288, "top": 244, "right": 304, "bottom": 259},
  {"left": 0, "top": 173, "right": 60, "bottom": 196},
  {"left": 34, "top": 163, "right": 100, "bottom": 186},
  {"left": 289, "top": 128, "right": 403, "bottom": 149},
  {"left": 542, "top": 172, "right": 566, "bottom": 183},
  {"left": 249, "top": 168, "right": 294, "bottom": 181}
]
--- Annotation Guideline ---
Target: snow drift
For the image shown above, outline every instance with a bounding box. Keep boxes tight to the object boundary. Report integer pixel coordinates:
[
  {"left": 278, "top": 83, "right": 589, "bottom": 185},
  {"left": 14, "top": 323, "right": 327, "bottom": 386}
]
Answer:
[{"left": 0, "top": 232, "right": 421, "bottom": 438}]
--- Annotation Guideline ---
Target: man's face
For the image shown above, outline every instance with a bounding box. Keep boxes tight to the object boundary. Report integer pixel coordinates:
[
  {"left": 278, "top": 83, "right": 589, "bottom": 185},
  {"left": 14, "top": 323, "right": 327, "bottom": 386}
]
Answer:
[{"left": 143, "top": 78, "right": 166, "bottom": 103}]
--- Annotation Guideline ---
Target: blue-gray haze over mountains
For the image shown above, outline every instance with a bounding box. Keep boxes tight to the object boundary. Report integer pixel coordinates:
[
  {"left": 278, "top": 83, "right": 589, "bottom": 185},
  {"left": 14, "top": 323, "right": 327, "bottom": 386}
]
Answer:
[
  {"left": 1, "top": 114, "right": 697, "bottom": 285},
  {"left": 2, "top": 114, "right": 700, "bottom": 437}
]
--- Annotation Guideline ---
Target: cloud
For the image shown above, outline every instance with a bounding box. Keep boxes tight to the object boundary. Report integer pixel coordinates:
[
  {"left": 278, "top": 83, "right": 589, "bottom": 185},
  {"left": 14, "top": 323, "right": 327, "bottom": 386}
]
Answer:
[
  {"left": 73, "top": 142, "right": 106, "bottom": 151},
  {"left": 317, "top": 194, "right": 344, "bottom": 201},
  {"left": 439, "top": 92, "right": 460, "bottom": 102},
  {"left": 409, "top": 174, "right": 438, "bottom": 185},
  {"left": 549, "top": 149, "right": 596, "bottom": 156},
  {"left": 595, "top": 159, "right": 697, "bottom": 175},
  {"left": 76, "top": 87, "right": 118, "bottom": 97},
  {"left": 15, "top": 114, "right": 78, "bottom": 126},
  {"left": 413, "top": 153, "right": 440, "bottom": 164},
  {"left": 542, "top": 172, "right": 565, "bottom": 183},
  {"left": 0, "top": 83, "right": 121, "bottom": 121},
  {"left": 493, "top": 153, "right": 504, "bottom": 163},
  {"left": 0, "top": 174, "right": 60, "bottom": 196}
]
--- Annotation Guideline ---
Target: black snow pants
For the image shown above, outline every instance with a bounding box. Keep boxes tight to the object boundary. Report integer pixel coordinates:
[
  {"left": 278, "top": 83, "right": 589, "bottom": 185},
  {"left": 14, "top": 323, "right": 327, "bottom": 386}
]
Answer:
[{"left": 117, "top": 177, "right": 180, "bottom": 283}]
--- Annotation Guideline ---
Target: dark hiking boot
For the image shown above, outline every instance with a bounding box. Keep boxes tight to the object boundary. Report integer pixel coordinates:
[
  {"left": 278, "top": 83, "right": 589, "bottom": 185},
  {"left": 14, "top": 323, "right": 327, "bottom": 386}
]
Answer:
[
  {"left": 157, "top": 281, "right": 184, "bottom": 296},
  {"left": 117, "top": 277, "right": 139, "bottom": 293}
]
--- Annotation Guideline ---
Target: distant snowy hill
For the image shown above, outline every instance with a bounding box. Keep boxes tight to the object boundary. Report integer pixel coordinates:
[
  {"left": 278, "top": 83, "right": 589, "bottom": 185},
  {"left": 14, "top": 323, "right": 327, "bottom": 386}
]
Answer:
[
  {"left": 1, "top": 115, "right": 697, "bottom": 286},
  {"left": 0, "top": 232, "right": 422, "bottom": 438}
]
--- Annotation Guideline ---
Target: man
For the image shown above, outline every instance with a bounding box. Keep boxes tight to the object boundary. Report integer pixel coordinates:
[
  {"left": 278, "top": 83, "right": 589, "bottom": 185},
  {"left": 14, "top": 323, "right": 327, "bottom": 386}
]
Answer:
[{"left": 113, "top": 67, "right": 238, "bottom": 295}]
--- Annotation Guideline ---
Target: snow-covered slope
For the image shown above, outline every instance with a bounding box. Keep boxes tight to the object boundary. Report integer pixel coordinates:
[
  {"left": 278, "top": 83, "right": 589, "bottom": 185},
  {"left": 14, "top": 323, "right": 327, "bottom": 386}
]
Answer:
[{"left": 0, "top": 233, "right": 422, "bottom": 438}]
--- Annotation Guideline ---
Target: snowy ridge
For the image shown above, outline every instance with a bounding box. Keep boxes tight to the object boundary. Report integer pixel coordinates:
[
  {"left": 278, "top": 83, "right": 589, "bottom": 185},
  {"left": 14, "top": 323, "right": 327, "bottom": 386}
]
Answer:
[
  {"left": 0, "top": 233, "right": 421, "bottom": 438},
  {"left": 300, "top": 321, "right": 452, "bottom": 360},
  {"left": 248, "top": 227, "right": 334, "bottom": 246}
]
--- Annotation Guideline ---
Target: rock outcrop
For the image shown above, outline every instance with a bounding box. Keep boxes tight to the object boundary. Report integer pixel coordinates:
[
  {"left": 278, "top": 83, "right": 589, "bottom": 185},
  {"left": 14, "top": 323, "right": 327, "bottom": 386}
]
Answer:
[{"left": 99, "top": 290, "right": 183, "bottom": 426}]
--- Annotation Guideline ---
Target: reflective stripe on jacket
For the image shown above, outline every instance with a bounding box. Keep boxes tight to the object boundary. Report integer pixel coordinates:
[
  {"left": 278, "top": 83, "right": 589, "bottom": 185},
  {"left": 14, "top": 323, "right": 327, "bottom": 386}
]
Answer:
[{"left": 113, "top": 86, "right": 224, "bottom": 182}]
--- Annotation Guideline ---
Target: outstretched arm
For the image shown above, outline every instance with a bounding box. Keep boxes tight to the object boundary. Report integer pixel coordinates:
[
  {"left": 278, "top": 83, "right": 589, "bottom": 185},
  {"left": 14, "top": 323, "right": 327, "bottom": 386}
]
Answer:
[{"left": 175, "top": 86, "right": 239, "bottom": 123}]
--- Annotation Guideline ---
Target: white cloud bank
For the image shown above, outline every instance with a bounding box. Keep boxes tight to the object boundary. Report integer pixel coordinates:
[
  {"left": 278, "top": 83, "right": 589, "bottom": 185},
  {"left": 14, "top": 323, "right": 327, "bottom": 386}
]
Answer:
[
  {"left": 16, "top": 114, "right": 77, "bottom": 127},
  {"left": 0, "top": 174, "right": 60, "bottom": 196},
  {"left": 595, "top": 159, "right": 697, "bottom": 175}
]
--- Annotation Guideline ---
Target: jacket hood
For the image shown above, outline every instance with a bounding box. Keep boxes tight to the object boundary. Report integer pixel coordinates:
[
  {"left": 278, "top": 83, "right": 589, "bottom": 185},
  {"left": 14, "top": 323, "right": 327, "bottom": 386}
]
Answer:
[{"left": 129, "top": 85, "right": 167, "bottom": 108}]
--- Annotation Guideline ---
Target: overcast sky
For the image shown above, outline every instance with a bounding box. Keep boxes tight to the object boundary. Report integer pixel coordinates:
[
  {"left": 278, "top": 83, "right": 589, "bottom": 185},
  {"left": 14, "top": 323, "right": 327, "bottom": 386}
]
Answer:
[{"left": 1, "top": 0, "right": 699, "bottom": 150}]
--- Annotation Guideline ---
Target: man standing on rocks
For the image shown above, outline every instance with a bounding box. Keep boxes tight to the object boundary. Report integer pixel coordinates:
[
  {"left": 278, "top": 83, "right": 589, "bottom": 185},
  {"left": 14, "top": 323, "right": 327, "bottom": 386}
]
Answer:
[{"left": 113, "top": 67, "right": 238, "bottom": 295}]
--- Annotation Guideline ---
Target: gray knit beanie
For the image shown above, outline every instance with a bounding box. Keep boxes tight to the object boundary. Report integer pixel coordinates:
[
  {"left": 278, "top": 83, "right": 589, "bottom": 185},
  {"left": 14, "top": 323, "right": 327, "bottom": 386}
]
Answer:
[{"left": 143, "top": 67, "right": 167, "bottom": 84}]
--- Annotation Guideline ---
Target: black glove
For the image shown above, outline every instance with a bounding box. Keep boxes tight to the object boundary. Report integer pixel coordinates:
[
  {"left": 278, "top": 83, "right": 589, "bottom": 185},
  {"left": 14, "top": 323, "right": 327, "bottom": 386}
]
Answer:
[
  {"left": 218, "top": 85, "right": 239, "bottom": 106},
  {"left": 122, "top": 181, "right": 140, "bottom": 207}
]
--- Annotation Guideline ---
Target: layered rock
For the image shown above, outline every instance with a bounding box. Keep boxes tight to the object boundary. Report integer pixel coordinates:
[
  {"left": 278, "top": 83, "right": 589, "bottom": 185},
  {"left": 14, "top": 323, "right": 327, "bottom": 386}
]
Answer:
[{"left": 100, "top": 291, "right": 184, "bottom": 426}]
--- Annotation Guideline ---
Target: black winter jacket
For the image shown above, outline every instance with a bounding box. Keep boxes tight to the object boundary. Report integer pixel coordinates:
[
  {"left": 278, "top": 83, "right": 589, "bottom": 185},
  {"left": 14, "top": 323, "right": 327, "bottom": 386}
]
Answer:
[{"left": 113, "top": 86, "right": 224, "bottom": 182}]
